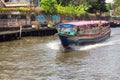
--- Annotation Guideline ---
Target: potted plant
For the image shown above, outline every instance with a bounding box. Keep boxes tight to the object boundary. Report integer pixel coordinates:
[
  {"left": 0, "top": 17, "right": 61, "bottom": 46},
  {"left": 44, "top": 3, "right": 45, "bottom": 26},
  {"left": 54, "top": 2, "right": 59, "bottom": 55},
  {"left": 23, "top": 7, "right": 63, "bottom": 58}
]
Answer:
[{"left": 31, "top": 21, "right": 40, "bottom": 29}]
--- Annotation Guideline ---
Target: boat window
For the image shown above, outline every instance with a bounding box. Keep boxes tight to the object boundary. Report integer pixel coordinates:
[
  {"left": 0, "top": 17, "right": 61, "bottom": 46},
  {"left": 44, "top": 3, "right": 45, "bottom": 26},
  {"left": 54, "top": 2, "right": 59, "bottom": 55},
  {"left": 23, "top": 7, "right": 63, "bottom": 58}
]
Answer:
[
  {"left": 58, "top": 25, "right": 77, "bottom": 36},
  {"left": 73, "top": 27, "right": 77, "bottom": 32},
  {"left": 60, "top": 27, "right": 73, "bottom": 32},
  {"left": 79, "top": 26, "right": 85, "bottom": 34}
]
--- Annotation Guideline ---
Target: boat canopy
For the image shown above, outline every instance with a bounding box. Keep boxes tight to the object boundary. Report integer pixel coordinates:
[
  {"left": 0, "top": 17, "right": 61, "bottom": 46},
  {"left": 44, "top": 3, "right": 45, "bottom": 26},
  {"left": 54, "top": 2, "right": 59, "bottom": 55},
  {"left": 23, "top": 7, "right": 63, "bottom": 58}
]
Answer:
[
  {"left": 59, "top": 21, "right": 109, "bottom": 27},
  {"left": 59, "top": 24, "right": 74, "bottom": 28}
]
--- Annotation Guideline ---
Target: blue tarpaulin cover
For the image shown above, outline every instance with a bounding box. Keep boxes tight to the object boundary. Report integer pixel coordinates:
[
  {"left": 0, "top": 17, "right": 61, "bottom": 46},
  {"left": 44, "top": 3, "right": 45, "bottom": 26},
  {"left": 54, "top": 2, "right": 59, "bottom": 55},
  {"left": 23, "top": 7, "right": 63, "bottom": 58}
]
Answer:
[{"left": 36, "top": 15, "right": 46, "bottom": 24}]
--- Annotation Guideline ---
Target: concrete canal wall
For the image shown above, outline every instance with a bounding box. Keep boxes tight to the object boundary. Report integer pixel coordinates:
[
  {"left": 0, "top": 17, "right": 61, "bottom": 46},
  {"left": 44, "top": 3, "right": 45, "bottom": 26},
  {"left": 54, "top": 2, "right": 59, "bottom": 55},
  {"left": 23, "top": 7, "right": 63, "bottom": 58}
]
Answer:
[{"left": 0, "top": 26, "right": 57, "bottom": 41}]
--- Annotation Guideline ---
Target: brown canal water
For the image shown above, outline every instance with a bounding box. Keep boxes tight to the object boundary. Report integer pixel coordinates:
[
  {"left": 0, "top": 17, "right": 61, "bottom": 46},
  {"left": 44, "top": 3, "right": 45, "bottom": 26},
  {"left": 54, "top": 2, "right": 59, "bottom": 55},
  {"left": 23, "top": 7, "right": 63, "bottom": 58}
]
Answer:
[{"left": 0, "top": 28, "right": 120, "bottom": 80}]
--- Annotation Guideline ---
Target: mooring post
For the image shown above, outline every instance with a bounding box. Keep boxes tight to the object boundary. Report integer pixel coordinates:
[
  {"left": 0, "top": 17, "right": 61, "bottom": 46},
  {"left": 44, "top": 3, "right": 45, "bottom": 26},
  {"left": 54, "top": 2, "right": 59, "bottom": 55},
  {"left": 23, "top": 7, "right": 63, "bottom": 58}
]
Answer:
[
  {"left": 19, "top": 25, "right": 22, "bottom": 38},
  {"left": 18, "top": 21, "right": 23, "bottom": 39}
]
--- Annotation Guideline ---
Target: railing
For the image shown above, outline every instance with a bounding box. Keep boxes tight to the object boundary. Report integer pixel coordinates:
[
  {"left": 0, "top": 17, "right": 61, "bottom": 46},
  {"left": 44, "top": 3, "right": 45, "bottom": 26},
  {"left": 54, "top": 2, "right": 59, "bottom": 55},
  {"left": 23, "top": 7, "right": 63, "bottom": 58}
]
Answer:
[{"left": 0, "top": 19, "right": 32, "bottom": 32}]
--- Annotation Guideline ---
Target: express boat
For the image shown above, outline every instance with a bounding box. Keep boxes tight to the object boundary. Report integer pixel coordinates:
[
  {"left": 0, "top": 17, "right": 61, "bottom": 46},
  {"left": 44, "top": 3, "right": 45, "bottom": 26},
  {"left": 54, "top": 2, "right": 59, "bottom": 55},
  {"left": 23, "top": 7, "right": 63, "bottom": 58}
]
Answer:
[{"left": 57, "top": 21, "right": 111, "bottom": 49}]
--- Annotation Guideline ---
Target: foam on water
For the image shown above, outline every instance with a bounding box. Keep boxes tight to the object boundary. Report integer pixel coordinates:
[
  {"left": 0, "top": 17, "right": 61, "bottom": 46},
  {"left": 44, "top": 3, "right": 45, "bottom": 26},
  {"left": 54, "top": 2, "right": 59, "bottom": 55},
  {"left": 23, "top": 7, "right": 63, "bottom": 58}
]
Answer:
[
  {"left": 45, "top": 27, "right": 120, "bottom": 51},
  {"left": 46, "top": 39, "right": 120, "bottom": 51},
  {"left": 46, "top": 40, "right": 61, "bottom": 50},
  {"left": 46, "top": 30, "right": 120, "bottom": 51},
  {"left": 73, "top": 39, "right": 120, "bottom": 50}
]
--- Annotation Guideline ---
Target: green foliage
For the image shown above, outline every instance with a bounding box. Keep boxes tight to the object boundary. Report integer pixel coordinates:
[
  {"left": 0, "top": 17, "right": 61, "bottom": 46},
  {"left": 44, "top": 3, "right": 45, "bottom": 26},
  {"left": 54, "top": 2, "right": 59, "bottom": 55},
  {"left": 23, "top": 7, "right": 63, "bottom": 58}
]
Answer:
[
  {"left": 106, "top": 3, "right": 112, "bottom": 11},
  {"left": 40, "top": 0, "right": 108, "bottom": 16},
  {"left": 70, "top": 0, "right": 89, "bottom": 6},
  {"left": 113, "top": 0, "right": 120, "bottom": 16},
  {"left": 57, "top": 0, "right": 90, "bottom": 6},
  {"left": 18, "top": 7, "right": 25, "bottom": 11},
  {"left": 54, "top": 3, "right": 89, "bottom": 15},
  {"left": 40, "top": 0, "right": 89, "bottom": 15},
  {"left": 56, "top": 0, "right": 71, "bottom": 6},
  {"left": 115, "top": 6, "right": 120, "bottom": 16},
  {"left": 40, "top": 0, "right": 58, "bottom": 14},
  {"left": 0, "top": 7, "right": 34, "bottom": 14},
  {"left": 113, "top": 0, "right": 120, "bottom": 8}
]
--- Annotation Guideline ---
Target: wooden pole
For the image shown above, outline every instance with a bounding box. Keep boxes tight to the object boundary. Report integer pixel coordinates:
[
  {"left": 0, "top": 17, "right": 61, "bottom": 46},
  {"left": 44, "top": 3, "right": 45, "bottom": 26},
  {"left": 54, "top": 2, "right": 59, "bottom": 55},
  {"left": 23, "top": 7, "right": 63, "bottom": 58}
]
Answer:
[
  {"left": 18, "top": 21, "right": 23, "bottom": 39},
  {"left": 19, "top": 25, "right": 22, "bottom": 38}
]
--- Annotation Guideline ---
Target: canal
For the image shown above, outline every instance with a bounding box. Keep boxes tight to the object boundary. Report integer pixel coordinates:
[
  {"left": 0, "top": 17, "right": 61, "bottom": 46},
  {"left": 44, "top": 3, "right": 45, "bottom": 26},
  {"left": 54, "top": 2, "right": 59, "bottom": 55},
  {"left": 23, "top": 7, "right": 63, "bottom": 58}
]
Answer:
[{"left": 0, "top": 28, "right": 120, "bottom": 80}]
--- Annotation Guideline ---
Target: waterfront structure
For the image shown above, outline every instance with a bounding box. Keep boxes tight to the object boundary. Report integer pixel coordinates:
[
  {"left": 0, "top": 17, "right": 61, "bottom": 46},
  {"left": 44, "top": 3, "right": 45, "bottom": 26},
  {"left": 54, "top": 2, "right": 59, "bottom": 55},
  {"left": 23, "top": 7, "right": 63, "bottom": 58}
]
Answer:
[
  {"left": 0, "top": 0, "right": 34, "bottom": 27},
  {"left": 3, "top": 0, "right": 40, "bottom": 7}
]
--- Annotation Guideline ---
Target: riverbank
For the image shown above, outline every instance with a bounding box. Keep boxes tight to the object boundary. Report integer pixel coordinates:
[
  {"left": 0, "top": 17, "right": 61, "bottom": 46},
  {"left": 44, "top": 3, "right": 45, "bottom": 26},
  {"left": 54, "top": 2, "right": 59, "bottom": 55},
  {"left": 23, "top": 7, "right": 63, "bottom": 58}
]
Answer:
[{"left": 0, "top": 26, "right": 57, "bottom": 42}]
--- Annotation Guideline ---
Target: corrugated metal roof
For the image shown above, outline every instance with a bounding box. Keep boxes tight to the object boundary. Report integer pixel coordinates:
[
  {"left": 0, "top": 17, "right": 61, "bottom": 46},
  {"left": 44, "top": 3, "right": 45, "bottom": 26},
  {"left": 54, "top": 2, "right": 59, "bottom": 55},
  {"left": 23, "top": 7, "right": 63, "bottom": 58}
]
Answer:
[
  {"left": 5, "top": 2, "right": 29, "bottom": 7},
  {"left": 0, "top": 0, "right": 5, "bottom": 7}
]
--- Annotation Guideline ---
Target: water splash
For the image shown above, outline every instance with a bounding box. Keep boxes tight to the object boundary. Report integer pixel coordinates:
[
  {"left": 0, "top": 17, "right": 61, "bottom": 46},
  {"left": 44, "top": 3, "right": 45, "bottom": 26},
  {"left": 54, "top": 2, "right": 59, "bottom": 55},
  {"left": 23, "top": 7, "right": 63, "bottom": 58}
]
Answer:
[
  {"left": 73, "top": 39, "right": 120, "bottom": 50},
  {"left": 46, "top": 40, "right": 61, "bottom": 50},
  {"left": 46, "top": 38, "right": 120, "bottom": 51}
]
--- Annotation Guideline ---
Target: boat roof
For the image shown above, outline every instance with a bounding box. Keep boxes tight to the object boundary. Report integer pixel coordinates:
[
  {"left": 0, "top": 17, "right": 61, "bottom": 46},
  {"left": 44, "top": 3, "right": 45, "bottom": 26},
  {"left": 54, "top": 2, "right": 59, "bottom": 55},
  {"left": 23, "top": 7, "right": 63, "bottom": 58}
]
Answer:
[
  {"left": 59, "top": 24, "right": 74, "bottom": 28},
  {"left": 59, "top": 20, "right": 109, "bottom": 28}
]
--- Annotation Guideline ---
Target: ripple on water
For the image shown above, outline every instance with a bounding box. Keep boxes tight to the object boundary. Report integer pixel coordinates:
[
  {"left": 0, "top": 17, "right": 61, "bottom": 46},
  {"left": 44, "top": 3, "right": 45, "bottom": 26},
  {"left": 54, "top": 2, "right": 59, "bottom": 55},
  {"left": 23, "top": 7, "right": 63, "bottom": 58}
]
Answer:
[{"left": 0, "top": 28, "right": 120, "bottom": 80}]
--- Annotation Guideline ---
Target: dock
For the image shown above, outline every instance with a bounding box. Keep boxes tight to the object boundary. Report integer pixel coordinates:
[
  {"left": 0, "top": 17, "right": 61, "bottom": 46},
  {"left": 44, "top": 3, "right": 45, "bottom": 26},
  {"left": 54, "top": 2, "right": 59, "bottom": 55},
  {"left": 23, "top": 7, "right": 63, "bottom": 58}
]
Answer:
[{"left": 0, "top": 26, "right": 57, "bottom": 41}]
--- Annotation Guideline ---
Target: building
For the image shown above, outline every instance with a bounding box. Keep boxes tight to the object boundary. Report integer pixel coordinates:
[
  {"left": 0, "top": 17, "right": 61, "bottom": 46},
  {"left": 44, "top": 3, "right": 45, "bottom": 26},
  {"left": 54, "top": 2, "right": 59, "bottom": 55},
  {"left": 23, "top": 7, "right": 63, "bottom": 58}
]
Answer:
[
  {"left": 0, "top": 0, "right": 5, "bottom": 7},
  {"left": 3, "top": 0, "right": 40, "bottom": 7},
  {"left": 0, "top": 0, "right": 37, "bottom": 27}
]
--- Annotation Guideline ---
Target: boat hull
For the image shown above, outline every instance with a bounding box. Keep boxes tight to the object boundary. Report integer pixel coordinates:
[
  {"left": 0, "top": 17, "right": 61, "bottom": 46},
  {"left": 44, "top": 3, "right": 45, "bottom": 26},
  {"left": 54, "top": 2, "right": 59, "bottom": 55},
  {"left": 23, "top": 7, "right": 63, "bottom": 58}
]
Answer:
[{"left": 59, "top": 31, "right": 111, "bottom": 48}]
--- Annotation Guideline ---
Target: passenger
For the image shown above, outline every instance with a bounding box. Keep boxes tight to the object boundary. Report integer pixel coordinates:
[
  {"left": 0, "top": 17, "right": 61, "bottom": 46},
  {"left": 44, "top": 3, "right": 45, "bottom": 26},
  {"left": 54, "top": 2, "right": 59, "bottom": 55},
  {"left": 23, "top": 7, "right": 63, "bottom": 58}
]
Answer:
[{"left": 98, "top": 21, "right": 102, "bottom": 27}]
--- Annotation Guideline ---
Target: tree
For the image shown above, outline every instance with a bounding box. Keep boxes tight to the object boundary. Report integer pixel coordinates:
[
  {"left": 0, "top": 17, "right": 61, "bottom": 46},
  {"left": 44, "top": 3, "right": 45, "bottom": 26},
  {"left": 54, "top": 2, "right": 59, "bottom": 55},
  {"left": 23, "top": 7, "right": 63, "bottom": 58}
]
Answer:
[
  {"left": 113, "top": 0, "right": 120, "bottom": 16},
  {"left": 115, "top": 6, "right": 120, "bottom": 16},
  {"left": 113, "top": 0, "right": 120, "bottom": 8},
  {"left": 56, "top": 0, "right": 71, "bottom": 6},
  {"left": 87, "top": 0, "right": 108, "bottom": 14},
  {"left": 106, "top": 3, "right": 112, "bottom": 11},
  {"left": 70, "top": 0, "right": 89, "bottom": 6},
  {"left": 56, "top": 3, "right": 89, "bottom": 15},
  {"left": 57, "top": 0, "right": 91, "bottom": 6}
]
